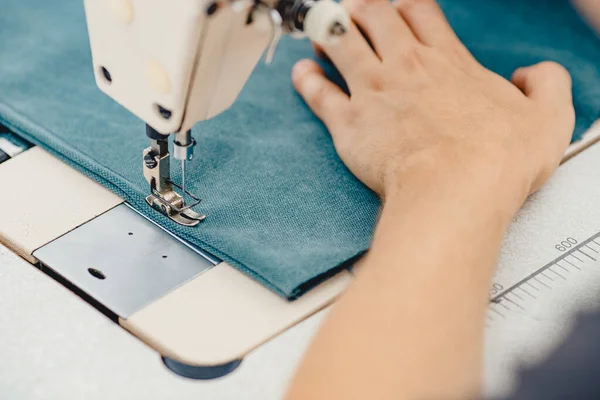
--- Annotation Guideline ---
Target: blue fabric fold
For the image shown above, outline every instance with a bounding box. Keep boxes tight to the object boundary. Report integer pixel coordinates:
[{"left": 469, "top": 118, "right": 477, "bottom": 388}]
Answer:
[{"left": 0, "top": 0, "right": 598, "bottom": 298}]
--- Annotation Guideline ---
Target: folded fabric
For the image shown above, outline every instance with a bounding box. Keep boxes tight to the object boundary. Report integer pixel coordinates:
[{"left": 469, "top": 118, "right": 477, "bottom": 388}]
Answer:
[{"left": 0, "top": 0, "right": 598, "bottom": 299}]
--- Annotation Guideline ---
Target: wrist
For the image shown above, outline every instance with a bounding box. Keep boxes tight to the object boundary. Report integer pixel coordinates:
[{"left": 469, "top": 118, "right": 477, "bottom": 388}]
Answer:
[{"left": 382, "top": 149, "right": 530, "bottom": 225}]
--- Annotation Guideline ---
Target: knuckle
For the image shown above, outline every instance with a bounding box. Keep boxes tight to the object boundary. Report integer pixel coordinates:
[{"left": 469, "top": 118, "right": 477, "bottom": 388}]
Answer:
[
  {"left": 537, "top": 60, "right": 563, "bottom": 72},
  {"left": 343, "top": 0, "right": 371, "bottom": 14},
  {"left": 341, "top": 0, "right": 358, "bottom": 13},
  {"left": 545, "top": 103, "right": 576, "bottom": 134},
  {"left": 345, "top": 0, "right": 386, "bottom": 16},
  {"left": 365, "top": 73, "right": 385, "bottom": 91},
  {"left": 555, "top": 100, "right": 577, "bottom": 126},
  {"left": 395, "top": 0, "right": 433, "bottom": 12},
  {"left": 539, "top": 61, "right": 571, "bottom": 82},
  {"left": 398, "top": 46, "right": 425, "bottom": 71},
  {"left": 308, "top": 84, "right": 336, "bottom": 110},
  {"left": 361, "top": 0, "right": 386, "bottom": 5}
]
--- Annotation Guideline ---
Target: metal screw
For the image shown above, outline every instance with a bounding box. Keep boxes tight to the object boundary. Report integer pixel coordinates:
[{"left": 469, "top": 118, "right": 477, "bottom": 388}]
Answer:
[
  {"left": 206, "top": 2, "right": 219, "bottom": 16},
  {"left": 88, "top": 268, "right": 106, "bottom": 280},
  {"left": 100, "top": 66, "right": 112, "bottom": 83},
  {"left": 156, "top": 104, "right": 172, "bottom": 120},
  {"left": 144, "top": 153, "right": 157, "bottom": 169}
]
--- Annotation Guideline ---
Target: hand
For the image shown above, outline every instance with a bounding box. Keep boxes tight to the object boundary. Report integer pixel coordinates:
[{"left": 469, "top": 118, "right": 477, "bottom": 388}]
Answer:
[{"left": 292, "top": 0, "right": 574, "bottom": 212}]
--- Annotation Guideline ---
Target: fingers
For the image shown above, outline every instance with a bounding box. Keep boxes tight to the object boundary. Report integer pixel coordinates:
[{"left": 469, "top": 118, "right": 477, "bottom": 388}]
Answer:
[
  {"left": 511, "top": 62, "right": 573, "bottom": 110},
  {"left": 512, "top": 62, "right": 574, "bottom": 184},
  {"left": 344, "top": 0, "right": 417, "bottom": 57},
  {"left": 319, "top": 21, "right": 380, "bottom": 89},
  {"left": 393, "top": 0, "right": 474, "bottom": 63},
  {"left": 312, "top": 42, "right": 329, "bottom": 62},
  {"left": 292, "top": 59, "right": 350, "bottom": 130}
]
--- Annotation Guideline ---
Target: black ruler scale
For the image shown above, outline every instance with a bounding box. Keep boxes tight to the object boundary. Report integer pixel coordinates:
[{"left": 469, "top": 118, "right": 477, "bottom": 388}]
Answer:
[{"left": 487, "top": 232, "right": 600, "bottom": 324}]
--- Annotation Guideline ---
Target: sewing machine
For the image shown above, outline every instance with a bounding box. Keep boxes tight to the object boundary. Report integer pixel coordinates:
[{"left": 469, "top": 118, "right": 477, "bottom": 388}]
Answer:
[
  {"left": 2, "top": 0, "right": 356, "bottom": 381},
  {"left": 2, "top": 0, "right": 600, "bottom": 398},
  {"left": 85, "top": 0, "right": 349, "bottom": 226}
]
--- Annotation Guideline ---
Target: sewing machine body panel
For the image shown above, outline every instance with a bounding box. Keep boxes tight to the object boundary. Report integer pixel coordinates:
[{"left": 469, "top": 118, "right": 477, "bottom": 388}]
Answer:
[
  {"left": 0, "top": 147, "right": 122, "bottom": 262},
  {"left": 121, "top": 263, "right": 351, "bottom": 366},
  {"left": 84, "top": 0, "right": 277, "bottom": 134},
  {"left": 84, "top": 0, "right": 205, "bottom": 134},
  {"left": 180, "top": 6, "right": 273, "bottom": 129}
]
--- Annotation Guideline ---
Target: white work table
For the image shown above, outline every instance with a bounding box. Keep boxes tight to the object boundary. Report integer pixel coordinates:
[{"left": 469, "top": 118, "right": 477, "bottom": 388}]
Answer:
[
  {"left": 0, "top": 244, "right": 321, "bottom": 400},
  {"left": 3, "top": 123, "right": 600, "bottom": 399}
]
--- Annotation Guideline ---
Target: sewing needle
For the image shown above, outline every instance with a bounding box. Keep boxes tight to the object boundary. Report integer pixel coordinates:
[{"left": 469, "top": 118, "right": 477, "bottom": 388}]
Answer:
[{"left": 181, "top": 160, "right": 186, "bottom": 198}]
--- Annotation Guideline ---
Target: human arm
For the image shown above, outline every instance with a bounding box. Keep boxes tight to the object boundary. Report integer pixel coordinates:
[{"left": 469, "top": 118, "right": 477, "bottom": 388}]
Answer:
[{"left": 284, "top": 0, "right": 575, "bottom": 399}]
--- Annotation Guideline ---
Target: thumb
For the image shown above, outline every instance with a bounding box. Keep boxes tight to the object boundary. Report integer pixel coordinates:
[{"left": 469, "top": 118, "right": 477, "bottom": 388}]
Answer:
[{"left": 511, "top": 61, "right": 573, "bottom": 109}]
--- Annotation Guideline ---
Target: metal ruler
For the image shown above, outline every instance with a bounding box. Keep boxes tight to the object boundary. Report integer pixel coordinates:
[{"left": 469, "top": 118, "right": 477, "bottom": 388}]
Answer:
[{"left": 483, "top": 138, "right": 600, "bottom": 398}]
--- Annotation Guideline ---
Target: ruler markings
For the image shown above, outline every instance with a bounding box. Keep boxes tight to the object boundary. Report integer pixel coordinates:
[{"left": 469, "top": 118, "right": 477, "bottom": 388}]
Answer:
[
  {"left": 504, "top": 297, "right": 526, "bottom": 310},
  {"left": 518, "top": 286, "right": 536, "bottom": 299},
  {"left": 526, "top": 281, "right": 540, "bottom": 290},
  {"left": 578, "top": 249, "right": 597, "bottom": 261},
  {"left": 540, "top": 272, "right": 554, "bottom": 281},
  {"left": 491, "top": 231, "right": 600, "bottom": 303},
  {"left": 534, "top": 276, "right": 552, "bottom": 288},
  {"left": 510, "top": 291, "right": 525, "bottom": 301},
  {"left": 561, "top": 258, "right": 581, "bottom": 270},
  {"left": 555, "top": 263, "right": 570, "bottom": 272},
  {"left": 490, "top": 307, "right": 506, "bottom": 318},
  {"left": 585, "top": 244, "right": 598, "bottom": 253},
  {"left": 548, "top": 267, "right": 566, "bottom": 280},
  {"left": 571, "top": 253, "right": 584, "bottom": 262}
]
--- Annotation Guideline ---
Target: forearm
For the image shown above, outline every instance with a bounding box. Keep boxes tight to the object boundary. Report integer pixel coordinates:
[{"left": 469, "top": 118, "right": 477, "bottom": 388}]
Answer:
[
  {"left": 285, "top": 164, "right": 520, "bottom": 400},
  {"left": 287, "top": 0, "right": 574, "bottom": 397}
]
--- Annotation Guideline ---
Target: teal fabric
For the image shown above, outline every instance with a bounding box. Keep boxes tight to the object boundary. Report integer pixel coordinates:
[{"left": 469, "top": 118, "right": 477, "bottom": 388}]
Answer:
[{"left": 0, "top": 0, "right": 599, "bottom": 298}]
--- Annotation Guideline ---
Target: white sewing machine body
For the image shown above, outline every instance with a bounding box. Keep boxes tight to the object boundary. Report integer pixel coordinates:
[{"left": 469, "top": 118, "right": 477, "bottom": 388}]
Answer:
[
  {"left": 85, "top": 0, "right": 348, "bottom": 133},
  {"left": 84, "top": 0, "right": 350, "bottom": 227},
  {"left": 86, "top": 0, "right": 264, "bottom": 134}
]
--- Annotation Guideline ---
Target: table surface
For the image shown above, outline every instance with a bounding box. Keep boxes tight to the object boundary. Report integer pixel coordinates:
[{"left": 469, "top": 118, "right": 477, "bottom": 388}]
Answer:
[
  {"left": 3, "top": 132, "right": 600, "bottom": 400},
  {"left": 0, "top": 244, "right": 323, "bottom": 400}
]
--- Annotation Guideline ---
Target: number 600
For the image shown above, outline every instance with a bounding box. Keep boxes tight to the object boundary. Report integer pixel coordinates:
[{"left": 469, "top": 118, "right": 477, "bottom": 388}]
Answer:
[{"left": 555, "top": 237, "right": 577, "bottom": 252}]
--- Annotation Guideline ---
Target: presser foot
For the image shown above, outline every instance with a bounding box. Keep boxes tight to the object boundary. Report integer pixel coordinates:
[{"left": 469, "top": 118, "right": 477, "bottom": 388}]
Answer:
[
  {"left": 145, "top": 185, "right": 206, "bottom": 227},
  {"left": 142, "top": 137, "right": 206, "bottom": 227}
]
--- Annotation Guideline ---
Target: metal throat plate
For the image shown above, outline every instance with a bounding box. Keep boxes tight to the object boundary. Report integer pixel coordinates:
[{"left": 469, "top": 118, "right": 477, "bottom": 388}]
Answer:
[{"left": 33, "top": 204, "right": 217, "bottom": 318}]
